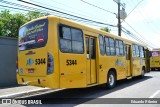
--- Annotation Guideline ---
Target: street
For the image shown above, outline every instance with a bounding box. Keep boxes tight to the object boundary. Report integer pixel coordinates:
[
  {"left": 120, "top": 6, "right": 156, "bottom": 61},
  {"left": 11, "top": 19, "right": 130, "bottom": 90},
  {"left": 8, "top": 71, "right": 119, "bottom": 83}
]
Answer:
[{"left": 1, "top": 71, "right": 160, "bottom": 107}]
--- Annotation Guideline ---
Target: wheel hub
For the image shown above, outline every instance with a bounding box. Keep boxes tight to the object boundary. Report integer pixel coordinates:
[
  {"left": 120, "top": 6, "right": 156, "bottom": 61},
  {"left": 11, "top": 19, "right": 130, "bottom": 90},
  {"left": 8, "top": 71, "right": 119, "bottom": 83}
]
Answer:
[{"left": 109, "top": 74, "right": 114, "bottom": 86}]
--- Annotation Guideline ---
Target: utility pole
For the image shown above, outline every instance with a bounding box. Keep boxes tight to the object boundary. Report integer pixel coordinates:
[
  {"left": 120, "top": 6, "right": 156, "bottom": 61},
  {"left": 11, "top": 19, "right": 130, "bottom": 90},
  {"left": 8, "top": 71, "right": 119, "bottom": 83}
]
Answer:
[
  {"left": 113, "top": 0, "right": 127, "bottom": 36},
  {"left": 118, "top": 1, "right": 121, "bottom": 36}
]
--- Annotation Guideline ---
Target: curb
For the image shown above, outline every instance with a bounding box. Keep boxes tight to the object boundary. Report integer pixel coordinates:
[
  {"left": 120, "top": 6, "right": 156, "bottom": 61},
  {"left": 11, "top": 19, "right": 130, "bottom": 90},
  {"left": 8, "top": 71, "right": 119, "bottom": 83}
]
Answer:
[{"left": 0, "top": 88, "right": 51, "bottom": 98}]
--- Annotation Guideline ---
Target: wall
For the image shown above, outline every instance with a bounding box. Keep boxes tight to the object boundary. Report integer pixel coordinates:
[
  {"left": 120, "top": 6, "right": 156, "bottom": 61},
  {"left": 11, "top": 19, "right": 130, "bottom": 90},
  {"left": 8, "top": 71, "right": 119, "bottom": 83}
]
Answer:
[{"left": 0, "top": 37, "right": 18, "bottom": 87}]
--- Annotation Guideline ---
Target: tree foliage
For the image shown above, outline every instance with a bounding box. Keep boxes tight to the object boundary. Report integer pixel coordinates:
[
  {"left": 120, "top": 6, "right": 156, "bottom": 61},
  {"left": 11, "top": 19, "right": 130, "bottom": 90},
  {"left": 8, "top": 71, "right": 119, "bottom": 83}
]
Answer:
[
  {"left": 100, "top": 27, "right": 110, "bottom": 32},
  {"left": 0, "top": 10, "right": 47, "bottom": 38},
  {"left": 26, "top": 11, "right": 47, "bottom": 21}
]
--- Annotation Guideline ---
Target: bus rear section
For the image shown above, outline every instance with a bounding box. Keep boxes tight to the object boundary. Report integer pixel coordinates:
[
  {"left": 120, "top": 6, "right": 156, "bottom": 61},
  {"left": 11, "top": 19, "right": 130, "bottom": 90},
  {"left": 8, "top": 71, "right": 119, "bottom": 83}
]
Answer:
[
  {"left": 17, "top": 17, "right": 59, "bottom": 88},
  {"left": 150, "top": 51, "right": 160, "bottom": 71}
]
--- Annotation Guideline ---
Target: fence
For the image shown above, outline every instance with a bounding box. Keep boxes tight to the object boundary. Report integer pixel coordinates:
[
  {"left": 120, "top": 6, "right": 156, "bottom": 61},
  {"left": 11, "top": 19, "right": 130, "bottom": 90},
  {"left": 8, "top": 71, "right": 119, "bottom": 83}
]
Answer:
[{"left": 0, "top": 37, "right": 18, "bottom": 87}]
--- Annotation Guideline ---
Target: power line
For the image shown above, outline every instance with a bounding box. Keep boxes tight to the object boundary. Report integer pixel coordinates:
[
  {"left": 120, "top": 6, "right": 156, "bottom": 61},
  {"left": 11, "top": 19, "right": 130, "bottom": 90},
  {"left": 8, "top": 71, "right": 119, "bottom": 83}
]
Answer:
[
  {"left": 30, "top": 0, "right": 111, "bottom": 23},
  {"left": 124, "top": 21, "right": 158, "bottom": 47},
  {"left": 0, "top": 1, "right": 115, "bottom": 29},
  {"left": 0, "top": 4, "right": 32, "bottom": 12},
  {"left": 80, "top": 0, "right": 116, "bottom": 15},
  {"left": 47, "top": 0, "right": 102, "bottom": 19},
  {"left": 15, "top": 0, "right": 153, "bottom": 46},
  {"left": 122, "top": 28, "right": 154, "bottom": 48},
  {"left": 1, "top": 0, "right": 155, "bottom": 48},
  {"left": 17, "top": 0, "right": 117, "bottom": 27},
  {"left": 122, "top": 0, "right": 144, "bottom": 22},
  {"left": 0, "top": 1, "right": 92, "bottom": 23}
]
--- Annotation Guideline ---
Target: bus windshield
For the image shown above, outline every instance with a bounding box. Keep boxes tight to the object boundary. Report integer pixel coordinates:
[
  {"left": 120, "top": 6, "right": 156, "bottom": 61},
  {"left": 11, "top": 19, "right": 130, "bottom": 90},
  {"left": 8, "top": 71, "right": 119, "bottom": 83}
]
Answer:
[
  {"left": 18, "top": 19, "right": 48, "bottom": 51},
  {"left": 152, "top": 51, "right": 160, "bottom": 57}
]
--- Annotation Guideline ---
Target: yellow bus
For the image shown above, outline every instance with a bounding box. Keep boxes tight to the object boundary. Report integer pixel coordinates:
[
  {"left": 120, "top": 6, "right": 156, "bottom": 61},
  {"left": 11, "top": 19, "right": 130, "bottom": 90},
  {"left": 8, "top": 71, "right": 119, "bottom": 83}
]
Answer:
[
  {"left": 17, "top": 16, "right": 150, "bottom": 89},
  {"left": 150, "top": 49, "right": 160, "bottom": 71}
]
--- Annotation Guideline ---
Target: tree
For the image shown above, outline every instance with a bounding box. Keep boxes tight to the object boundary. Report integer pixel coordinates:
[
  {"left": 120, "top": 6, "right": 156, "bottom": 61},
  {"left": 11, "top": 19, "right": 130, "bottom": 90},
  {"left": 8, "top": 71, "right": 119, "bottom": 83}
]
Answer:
[
  {"left": 26, "top": 11, "right": 47, "bottom": 20},
  {"left": 0, "top": 10, "right": 28, "bottom": 38},
  {"left": 0, "top": 10, "right": 47, "bottom": 38},
  {"left": 100, "top": 27, "right": 111, "bottom": 32},
  {"left": 0, "top": 10, "right": 12, "bottom": 37}
]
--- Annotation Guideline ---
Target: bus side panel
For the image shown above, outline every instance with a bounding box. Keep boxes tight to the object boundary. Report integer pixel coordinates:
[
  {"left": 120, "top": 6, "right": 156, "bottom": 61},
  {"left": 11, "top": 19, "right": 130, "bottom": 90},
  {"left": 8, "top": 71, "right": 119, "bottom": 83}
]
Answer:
[
  {"left": 98, "top": 56, "right": 117, "bottom": 83},
  {"left": 58, "top": 20, "right": 87, "bottom": 88},
  {"left": 132, "top": 58, "right": 141, "bottom": 76},
  {"left": 116, "top": 56, "right": 127, "bottom": 80},
  {"left": 150, "top": 57, "right": 160, "bottom": 69},
  {"left": 59, "top": 53, "right": 87, "bottom": 88},
  {"left": 46, "top": 17, "right": 60, "bottom": 88}
]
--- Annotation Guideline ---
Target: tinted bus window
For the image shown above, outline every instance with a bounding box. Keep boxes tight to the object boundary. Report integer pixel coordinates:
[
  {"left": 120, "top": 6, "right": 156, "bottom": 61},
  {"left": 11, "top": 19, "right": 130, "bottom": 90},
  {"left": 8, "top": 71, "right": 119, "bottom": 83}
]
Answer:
[
  {"left": 135, "top": 45, "right": 140, "bottom": 57},
  {"left": 99, "top": 35, "right": 105, "bottom": 55},
  {"left": 18, "top": 19, "right": 48, "bottom": 51},
  {"left": 105, "top": 37, "right": 110, "bottom": 55},
  {"left": 140, "top": 46, "right": 144, "bottom": 58},
  {"left": 116, "top": 40, "right": 124, "bottom": 56},
  {"left": 59, "top": 26, "right": 84, "bottom": 54},
  {"left": 109, "top": 38, "right": 115, "bottom": 55},
  {"left": 132, "top": 45, "right": 136, "bottom": 57},
  {"left": 151, "top": 51, "right": 160, "bottom": 57},
  {"left": 105, "top": 37, "right": 115, "bottom": 56}
]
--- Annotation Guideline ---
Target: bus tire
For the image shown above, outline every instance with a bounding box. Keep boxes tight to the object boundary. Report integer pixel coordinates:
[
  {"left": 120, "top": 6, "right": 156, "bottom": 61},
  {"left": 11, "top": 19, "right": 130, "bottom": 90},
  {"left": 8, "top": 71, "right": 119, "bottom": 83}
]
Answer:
[
  {"left": 151, "top": 68, "right": 155, "bottom": 71},
  {"left": 106, "top": 71, "right": 116, "bottom": 89},
  {"left": 141, "top": 67, "right": 145, "bottom": 78}
]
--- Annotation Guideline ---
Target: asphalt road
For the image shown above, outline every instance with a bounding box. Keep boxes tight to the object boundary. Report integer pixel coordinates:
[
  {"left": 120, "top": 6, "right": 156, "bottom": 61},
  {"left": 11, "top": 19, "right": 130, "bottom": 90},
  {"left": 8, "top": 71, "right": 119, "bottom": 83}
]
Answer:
[{"left": 3, "top": 71, "right": 160, "bottom": 107}]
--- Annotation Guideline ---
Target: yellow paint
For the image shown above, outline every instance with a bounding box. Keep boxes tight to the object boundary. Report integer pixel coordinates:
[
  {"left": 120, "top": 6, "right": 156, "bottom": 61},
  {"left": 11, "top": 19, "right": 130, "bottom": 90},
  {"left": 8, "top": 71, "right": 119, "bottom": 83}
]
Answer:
[
  {"left": 150, "top": 50, "right": 160, "bottom": 69},
  {"left": 17, "top": 16, "right": 148, "bottom": 89}
]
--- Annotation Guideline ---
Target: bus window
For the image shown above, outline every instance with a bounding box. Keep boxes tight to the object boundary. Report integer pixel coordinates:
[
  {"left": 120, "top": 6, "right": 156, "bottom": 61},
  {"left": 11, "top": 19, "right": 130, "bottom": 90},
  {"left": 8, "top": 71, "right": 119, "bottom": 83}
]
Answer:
[
  {"left": 90, "top": 38, "right": 96, "bottom": 59},
  {"left": 105, "top": 37, "right": 110, "bottom": 55},
  {"left": 125, "top": 45, "right": 130, "bottom": 60},
  {"left": 119, "top": 40, "right": 124, "bottom": 56},
  {"left": 116, "top": 40, "right": 124, "bottom": 56},
  {"left": 135, "top": 45, "right": 140, "bottom": 57},
  {"left": 71, "top": 29, "right": 84, "bottom": 53},
  {"left": 86, "top": 37, "right": 89, "bottom": 59},
  {"left": 140, "top": 46, "right": 144, "bottom": 58},
  {"left": 18, "top": 19, "right": 48, "bottom": 51},
  {"left": 99, "top": 35, "right": 105, "bottom": 55},
  {"left": 132, "top": 45, "right": 136, "bottom": 57},
  {"left": 59, "top": 26, "right": 84, "bottom": 54},
  {"left": 109, "top": 38, "right": 115, "bottom": 56},
  {"left": 105, "top": 37, "right": 115, "bottom": 56},
  {"left": 152, "top": 51, "right": 159, "bottom": 57}
]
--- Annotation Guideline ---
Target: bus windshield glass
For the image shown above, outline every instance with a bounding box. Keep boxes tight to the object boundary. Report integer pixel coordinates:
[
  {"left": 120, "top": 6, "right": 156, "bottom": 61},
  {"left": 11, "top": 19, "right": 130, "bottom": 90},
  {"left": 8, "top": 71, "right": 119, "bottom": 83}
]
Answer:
[
  {"left": 152, "top": 51, "right": 159, "bottom": 57},
  {"left": 18, "top": 19, "right": 48, "bottom": 51}
]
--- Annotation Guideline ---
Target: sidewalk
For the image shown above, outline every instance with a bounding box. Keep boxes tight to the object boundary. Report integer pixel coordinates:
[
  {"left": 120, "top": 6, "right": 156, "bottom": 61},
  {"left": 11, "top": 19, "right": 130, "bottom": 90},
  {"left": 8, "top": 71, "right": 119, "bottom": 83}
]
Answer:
[{"left": 0, "top": 85, "right": 50, "bottom": 98}]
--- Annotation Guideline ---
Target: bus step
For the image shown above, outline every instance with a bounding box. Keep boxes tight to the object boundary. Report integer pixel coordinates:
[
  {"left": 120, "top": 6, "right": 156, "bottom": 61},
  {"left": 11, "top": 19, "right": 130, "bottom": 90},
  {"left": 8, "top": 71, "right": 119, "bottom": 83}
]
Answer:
[
  {"left": 127, "top": 76, "right": 132, "bottom": 79},
  {"left": 87, "top": 83, "right": 98, "bottom": 87}
]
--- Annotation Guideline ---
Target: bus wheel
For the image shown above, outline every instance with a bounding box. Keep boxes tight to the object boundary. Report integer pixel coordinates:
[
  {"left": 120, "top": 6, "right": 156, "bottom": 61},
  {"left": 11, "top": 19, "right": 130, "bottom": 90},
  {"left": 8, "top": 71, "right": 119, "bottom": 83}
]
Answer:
[
  {"left": 107, "top": 71, "right": 116, "bottom": 89},
  {"left": 141, "top": 68, "right": 145, "bottom": 78},
  {"left": 151, "top": 68, "right": 155, "bottom": 71}
]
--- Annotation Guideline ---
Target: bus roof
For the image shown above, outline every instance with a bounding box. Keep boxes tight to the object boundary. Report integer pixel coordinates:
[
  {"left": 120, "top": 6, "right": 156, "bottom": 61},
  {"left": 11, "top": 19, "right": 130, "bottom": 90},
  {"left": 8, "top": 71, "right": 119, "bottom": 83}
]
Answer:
[{"left": 20, "top": 15, "right": 147, "bottom": 48}]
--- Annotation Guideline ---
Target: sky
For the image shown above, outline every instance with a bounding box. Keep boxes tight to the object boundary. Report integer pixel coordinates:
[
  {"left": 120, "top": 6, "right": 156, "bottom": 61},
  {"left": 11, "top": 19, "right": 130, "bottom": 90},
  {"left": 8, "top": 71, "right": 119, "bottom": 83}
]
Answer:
[{"left": 1, "top": 0, "right": 160, "bottom": 49}]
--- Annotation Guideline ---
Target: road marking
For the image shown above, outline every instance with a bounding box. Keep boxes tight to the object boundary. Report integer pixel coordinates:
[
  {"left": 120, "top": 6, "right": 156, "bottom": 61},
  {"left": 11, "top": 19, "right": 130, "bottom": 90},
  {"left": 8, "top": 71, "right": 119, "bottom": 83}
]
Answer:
[{"left": 149, "top": 90, "right": 160, "bottom": 98}]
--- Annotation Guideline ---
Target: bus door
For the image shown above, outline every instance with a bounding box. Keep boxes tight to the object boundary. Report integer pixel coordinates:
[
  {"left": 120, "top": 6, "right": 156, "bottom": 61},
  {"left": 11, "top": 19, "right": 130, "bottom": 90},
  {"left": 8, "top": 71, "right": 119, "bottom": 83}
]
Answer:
[
  {"left": 145, "top": 49, "right": 151, "bottom": 72},
  {"left": 132, "top": 45, "right": 141, "bottom": 76},
  {"left": 125, "top": 44, "right": 132, "bottom": 77},
  {"left": 85, "top": 36, "right": 97, "bottom": 84}
]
